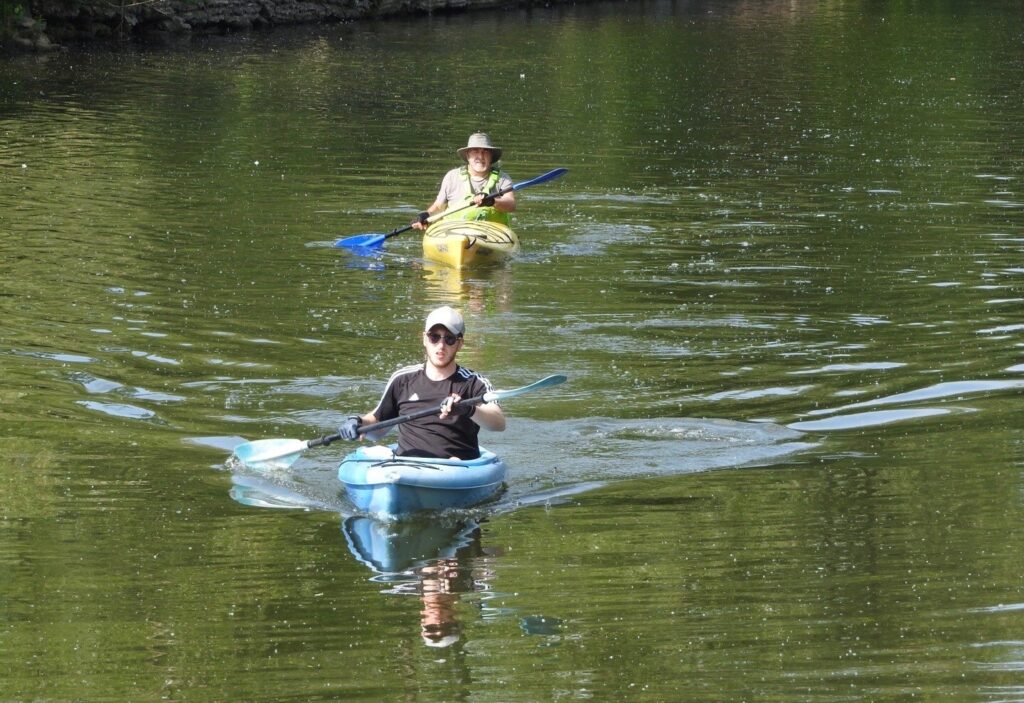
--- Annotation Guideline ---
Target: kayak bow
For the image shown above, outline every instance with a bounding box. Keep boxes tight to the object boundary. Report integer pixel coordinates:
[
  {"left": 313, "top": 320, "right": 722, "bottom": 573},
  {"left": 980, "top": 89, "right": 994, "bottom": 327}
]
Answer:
[
  {"left": 338, "top": 444, "right": 507, "bottom": 518},
  {"left": 422, "top": 219, "right": 520, "bottom": 269}
]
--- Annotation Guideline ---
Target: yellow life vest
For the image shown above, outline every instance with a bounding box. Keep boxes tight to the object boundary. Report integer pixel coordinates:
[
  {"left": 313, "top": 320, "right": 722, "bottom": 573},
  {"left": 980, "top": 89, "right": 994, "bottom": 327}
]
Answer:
[{"left": 454, "top": 167, "right": 510, "bottom": 226}]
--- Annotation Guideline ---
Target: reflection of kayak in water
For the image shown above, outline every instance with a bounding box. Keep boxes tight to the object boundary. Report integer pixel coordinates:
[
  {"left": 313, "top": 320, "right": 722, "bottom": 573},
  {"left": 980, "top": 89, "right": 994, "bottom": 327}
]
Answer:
[
  {"left": 338, "top": 444, "right": 507, "bottom": 519},
  {"left": 343, "top": 515, "right": 486, "bottom": 650},
  {"left": 341, "top": 516, "right": 481, "bottom": 576},
  {"left": 422, "top": 220, "right": 520, "bottom": 269}
]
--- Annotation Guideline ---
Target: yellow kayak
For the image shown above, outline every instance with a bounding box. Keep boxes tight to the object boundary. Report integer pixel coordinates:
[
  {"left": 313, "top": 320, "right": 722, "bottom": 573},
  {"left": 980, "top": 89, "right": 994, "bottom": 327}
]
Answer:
[{"left": 422, "top": 220, "right": 520, "bottom": 269}]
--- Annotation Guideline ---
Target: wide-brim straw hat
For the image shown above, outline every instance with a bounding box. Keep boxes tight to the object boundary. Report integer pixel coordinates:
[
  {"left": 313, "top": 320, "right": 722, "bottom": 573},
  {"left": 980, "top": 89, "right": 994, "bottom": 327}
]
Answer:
[{"left": 457, "top": 132, "right": 502, "bottom": 162}]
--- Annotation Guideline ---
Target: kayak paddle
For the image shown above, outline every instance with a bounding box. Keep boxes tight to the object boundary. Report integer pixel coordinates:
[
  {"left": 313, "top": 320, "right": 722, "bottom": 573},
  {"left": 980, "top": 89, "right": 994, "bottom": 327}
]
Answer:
[
  {"left": 334, "top": 167, "right": 568, "bottom": 252},
  {"left": 231, "top": 374, "right": 567, "bottom": 469}
]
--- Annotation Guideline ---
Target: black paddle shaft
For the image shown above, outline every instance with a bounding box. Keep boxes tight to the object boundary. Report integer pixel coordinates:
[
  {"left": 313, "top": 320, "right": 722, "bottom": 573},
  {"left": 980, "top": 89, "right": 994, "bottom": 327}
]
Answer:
[{"left": 306, "top": 393, "right": 489, "bottom": 448}]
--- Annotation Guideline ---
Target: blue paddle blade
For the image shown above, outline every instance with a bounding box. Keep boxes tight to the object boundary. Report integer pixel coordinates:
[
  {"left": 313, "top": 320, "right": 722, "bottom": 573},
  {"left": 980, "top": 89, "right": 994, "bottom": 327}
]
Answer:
[
  {"left": 334, "top": 233, "right": 387, "bottom": 250},
  {"left": 512, "top": 167, "right": 568, "bottom": 190}
]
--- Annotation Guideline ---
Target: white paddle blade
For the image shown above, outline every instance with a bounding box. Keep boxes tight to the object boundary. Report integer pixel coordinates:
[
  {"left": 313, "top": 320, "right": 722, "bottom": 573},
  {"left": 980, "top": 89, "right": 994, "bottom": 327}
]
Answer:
[
  {"left": 232, "top": 438, "right": 308, "bottom": 469},
  {"left": 483, "top": 374, "right": 567, "bottom": 403}
]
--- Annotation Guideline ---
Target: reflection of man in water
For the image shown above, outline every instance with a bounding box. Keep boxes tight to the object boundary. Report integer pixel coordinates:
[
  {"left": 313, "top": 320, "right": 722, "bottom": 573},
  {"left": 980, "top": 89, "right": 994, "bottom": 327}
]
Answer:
[
  {"left": 344, "top": 516, "right": 491, "bottom": 649},
  {"left": 417, "top": 522, "right": 490, "bottom": 649},
  {"left": 419, "top": 558, "right": 465, "bottom": 648}
]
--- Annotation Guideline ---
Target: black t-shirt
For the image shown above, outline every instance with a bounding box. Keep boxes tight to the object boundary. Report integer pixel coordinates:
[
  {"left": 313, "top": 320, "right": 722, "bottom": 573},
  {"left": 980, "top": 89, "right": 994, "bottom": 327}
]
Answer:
[{"left": 372, "top": 363, "right": 495, "bottom": 460}]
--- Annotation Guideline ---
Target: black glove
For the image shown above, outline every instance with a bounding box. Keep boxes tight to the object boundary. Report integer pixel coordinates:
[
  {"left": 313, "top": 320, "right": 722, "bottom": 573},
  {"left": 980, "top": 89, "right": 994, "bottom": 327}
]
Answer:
[
  {"left": 478, "top": 193, "right": 496, "bottom": 207},
  {"left": 338, "top": 415, "right": 362, "bottom": 440},
  {"left": 416, "top": 210, "right": 430, "bottom": 224}
]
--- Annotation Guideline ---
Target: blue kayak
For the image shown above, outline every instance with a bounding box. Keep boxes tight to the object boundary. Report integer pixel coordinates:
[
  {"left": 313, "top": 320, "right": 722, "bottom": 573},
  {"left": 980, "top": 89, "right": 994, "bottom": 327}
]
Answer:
[{"left": 338, "top": 445, "right": 507, "bottom": 518}]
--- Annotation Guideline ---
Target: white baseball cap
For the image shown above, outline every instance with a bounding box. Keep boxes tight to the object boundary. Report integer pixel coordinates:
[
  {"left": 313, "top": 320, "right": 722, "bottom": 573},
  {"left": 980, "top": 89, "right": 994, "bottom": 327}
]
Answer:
[{"left": 424, "top": 306, "right": 465, "bottom": 336}]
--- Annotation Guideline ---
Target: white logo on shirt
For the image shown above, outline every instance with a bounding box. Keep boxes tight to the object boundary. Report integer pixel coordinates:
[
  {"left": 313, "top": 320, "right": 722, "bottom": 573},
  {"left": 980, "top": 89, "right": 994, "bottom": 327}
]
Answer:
[{"left": 409, "top": 393, "right": 420, "bottom": 401}]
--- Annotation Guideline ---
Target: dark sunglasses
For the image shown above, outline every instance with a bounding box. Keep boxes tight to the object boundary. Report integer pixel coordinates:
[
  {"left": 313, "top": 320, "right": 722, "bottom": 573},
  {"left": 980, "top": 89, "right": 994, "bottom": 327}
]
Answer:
[
  {"left": 423, "top": 333, "right": 460, "bottom": 347},
  {"left": 426, "top": 332, "right": 462, "bottom": 346}
]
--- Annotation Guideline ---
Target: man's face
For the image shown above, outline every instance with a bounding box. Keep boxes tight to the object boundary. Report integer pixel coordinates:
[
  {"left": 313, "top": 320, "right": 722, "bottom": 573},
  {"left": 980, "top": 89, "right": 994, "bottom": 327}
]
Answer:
[
  {"left": 464, "top": 148, "right": 493, "bottom": 175},
  {"left": 423, "top": 326, "right": 463, "bottom": 368}
]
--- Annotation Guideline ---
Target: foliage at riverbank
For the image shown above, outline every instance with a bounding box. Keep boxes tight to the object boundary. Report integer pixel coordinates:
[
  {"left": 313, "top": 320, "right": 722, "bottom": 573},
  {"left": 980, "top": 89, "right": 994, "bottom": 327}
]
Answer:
[{"left": 2, "top": 0, "right": 522, "bottom": 50}]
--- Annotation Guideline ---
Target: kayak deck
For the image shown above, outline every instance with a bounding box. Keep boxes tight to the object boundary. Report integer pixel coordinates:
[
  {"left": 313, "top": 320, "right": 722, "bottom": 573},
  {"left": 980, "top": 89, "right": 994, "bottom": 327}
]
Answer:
[
  {"left": 338, "top": 445, "right": 507, "bottom": 518},
  {"left": 422, "top": 220, "right": 520, "bottom": 269}
]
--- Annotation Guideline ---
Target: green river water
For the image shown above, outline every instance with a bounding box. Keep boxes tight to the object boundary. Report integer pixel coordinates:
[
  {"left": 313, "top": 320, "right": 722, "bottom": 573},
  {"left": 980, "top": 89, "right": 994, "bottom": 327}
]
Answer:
[{"left": 2, "top": 1, "right": 1023, "bottom": 700}]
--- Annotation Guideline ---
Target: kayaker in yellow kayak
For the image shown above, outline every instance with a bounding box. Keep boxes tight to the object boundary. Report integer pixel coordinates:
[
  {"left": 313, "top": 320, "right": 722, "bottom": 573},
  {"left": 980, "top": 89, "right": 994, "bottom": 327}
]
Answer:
[
  {"left": 411, "top": 132, "right": 517, "bottom": 229},
  {"left": 337, "top": 306, "right": 506, "bottom": 460}
]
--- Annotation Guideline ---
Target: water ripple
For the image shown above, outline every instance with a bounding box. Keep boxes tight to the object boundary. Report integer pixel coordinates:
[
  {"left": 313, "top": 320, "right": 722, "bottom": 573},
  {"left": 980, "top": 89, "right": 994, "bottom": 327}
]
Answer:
[
  {"left": 803, "top": 379, "right": 1024, "bottom": 418},
  {"left": 76, "top": 400, "right": 159, "bottom": 421},
  {"left": 788, "top": 407, "right": 958, "bottom": 432}
]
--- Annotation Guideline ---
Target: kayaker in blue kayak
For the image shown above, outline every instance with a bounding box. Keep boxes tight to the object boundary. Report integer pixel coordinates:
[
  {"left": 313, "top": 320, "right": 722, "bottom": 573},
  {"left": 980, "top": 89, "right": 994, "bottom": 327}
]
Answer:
[
  {"left": 411, "top": 132, "right": 517, "bottom": 229},
  {"left": 337, "top": 306, "right": 506, "bottom": 460}
]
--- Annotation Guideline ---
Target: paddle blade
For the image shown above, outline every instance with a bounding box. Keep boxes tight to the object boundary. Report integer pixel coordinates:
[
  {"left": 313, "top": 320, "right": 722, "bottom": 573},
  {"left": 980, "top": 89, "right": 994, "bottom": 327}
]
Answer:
[
  {"left": 484, "top": 374, "right": 567, "bottom": 403},
  {"left": 512, "top": 167, "right": 569, "bottom": 190},
  {"left": 334, "top": 233, "right": 387, "bottom": 250},
  {"left": 232, "top": 438, "right": 308, "bottom": 469}
]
